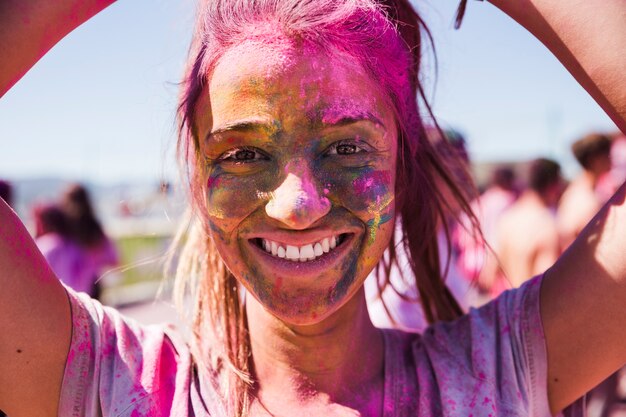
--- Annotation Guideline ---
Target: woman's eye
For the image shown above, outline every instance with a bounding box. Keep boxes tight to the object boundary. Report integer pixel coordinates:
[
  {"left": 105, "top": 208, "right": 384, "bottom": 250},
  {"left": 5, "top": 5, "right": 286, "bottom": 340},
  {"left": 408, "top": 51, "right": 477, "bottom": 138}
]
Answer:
[
  {"left": 326, "top": 141, "right": 367, "bottom": 156},
  {"left": 219, "top": 147, "right": 267, "bottom": 163}
]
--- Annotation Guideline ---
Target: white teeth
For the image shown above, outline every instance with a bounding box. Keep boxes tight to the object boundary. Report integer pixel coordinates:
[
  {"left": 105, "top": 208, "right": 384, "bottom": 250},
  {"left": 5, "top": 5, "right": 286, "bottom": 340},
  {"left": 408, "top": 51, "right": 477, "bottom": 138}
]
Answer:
[
  {"left": 259, "top": 235, "right": 343, "bottom": 262},
  {"left": 285, "top": 245, "right": 300, "bottom": 260},
  {"left": 299, "top": 244, "right": 314, "bottom": 262}
]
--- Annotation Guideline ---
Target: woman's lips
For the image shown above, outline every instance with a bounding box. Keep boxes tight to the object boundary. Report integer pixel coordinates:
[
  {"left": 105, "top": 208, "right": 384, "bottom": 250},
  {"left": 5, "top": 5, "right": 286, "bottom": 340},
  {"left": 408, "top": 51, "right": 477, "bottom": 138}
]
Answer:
[
  {"left": 246, "top": 233, "right": 355, "bottom": 275},
  {"left": 256, "top": 234, "right": 345, "bottom": 262}
]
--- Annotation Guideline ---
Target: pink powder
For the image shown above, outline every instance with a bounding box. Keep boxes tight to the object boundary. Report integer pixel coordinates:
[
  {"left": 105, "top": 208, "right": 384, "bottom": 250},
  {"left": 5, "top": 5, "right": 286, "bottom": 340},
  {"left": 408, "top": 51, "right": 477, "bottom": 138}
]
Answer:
[{"left": 352, "top": 171, "right": 391, "bottom": 195}]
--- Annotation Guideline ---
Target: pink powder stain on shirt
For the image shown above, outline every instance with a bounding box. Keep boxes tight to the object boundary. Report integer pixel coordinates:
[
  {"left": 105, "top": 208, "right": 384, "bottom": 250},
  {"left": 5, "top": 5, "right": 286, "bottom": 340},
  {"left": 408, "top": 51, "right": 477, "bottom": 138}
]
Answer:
[{"left": 66, "top": 347, "right": 76, "bottom": 363}]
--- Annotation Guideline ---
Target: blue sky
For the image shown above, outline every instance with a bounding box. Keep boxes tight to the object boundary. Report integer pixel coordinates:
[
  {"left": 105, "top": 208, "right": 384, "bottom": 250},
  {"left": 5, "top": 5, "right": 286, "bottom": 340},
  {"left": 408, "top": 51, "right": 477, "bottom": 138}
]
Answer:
[{"left": 0, "top": 0, "right": 617, "bottom": 184}]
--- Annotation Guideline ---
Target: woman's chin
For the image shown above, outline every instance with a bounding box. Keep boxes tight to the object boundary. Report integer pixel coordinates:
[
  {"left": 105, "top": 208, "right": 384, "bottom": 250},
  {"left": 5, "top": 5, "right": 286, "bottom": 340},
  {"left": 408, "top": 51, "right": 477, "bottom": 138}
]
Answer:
[{"left": 245, "top": 281, "right": 366, "bottom": 329}]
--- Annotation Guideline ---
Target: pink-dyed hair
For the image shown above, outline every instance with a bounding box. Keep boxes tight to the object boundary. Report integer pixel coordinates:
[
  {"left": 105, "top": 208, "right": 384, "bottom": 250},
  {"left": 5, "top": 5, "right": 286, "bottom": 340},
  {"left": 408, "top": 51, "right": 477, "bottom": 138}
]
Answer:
[{"left": 172, "top": 1, "right": 477, "bottom": 415}]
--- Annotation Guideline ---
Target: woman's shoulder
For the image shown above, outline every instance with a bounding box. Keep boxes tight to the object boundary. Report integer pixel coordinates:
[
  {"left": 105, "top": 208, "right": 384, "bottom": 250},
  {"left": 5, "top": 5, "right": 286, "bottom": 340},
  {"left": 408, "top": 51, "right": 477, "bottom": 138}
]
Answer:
[
  {"left": 379, "top": 276, "right": 567, "bottom": 416},
  {"left": 384, "top": 274, "right": 544, "bottom": 348},
  {"left": 424, "top": 277, "right": 544, "bottom": 376}
]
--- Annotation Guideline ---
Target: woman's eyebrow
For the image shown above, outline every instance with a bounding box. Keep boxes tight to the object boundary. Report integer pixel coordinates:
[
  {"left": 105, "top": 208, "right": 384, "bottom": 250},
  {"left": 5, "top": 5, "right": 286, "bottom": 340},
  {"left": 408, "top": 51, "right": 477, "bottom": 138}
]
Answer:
[
  {"left": 206, "top": 113, "right": 386, "bottom": 143},
  {"left": 206, "top": 119, "right": 278, "bottom": 142},
  {"left": 320, "top": 112, "right": 386, "bottom": 131}
]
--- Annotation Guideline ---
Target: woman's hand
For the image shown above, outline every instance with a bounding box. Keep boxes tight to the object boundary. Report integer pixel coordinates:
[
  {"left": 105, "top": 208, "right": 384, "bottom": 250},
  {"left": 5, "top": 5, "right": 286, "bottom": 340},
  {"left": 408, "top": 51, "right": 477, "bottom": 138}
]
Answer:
[
  {"left": 488, "top": 0, "right": 626, "bottom": 132},
  {"left": 0, "top": 0, "right": 115, "bottom": 97}
]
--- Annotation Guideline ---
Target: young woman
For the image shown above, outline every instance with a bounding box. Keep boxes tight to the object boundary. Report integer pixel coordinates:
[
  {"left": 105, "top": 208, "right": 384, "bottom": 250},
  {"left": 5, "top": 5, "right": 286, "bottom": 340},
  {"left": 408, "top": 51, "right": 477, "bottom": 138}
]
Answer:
[
  {"left": 0, "top": 0, "right": 624, "bottom": 416},
  {"left": 60, "top": 184, "right": 119, "bottom": 298},
  {"left": 32, "top": 186, "right": 118, "bottom": 298}
]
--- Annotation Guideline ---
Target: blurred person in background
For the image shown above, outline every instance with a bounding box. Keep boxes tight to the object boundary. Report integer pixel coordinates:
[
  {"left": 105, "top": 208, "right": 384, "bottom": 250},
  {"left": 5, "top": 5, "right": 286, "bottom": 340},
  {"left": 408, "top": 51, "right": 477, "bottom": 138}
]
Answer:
[
  {"left": 60, "top": 184, "right": 118, "bottom": 299},
  {"left": 454, "top": 166, "right": 519, "bottom": 301},
  {"left": 33, "top": 203, "right": 86, "bottom": 293},
  {"left": 494, "top": 158, "right": 563, "bottom": 289},
  {"left": 473, "top": 166, "right": 520, "bottom": 240},
  {"left": 558, "top": 132, "right": 612, "bottom": 250},
  {"left": 365, "top": 128, "right": 478, "bottom": 332},
  {"left": 597, "top": 132, "right": 626, "bottom": 202},
  {"left": 0, "top": 180, "right": 13, "bottom": 208}
]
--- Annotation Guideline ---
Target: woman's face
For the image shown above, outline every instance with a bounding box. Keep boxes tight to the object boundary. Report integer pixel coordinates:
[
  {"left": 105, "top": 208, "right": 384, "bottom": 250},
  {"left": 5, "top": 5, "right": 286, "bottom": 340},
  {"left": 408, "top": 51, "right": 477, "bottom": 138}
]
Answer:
[{"left": 196, "top": 41, "right": 397, "bottom": 325}]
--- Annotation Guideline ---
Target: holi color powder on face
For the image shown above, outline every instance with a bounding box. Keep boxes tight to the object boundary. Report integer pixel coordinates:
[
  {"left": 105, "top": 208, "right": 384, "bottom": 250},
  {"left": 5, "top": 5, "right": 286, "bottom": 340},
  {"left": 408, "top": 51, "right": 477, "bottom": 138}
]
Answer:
[
  {"left": 352, "top": 170, "right": 391, "bottom": 195},
  {"left": 366, "top": 212, "right": 394, "bottom": 243},
  {"left": 198, "top": 41, "right": 398, "bottom": 324},
  {"left": 350, "top": 170, "right": 395, "bottom": 243}
]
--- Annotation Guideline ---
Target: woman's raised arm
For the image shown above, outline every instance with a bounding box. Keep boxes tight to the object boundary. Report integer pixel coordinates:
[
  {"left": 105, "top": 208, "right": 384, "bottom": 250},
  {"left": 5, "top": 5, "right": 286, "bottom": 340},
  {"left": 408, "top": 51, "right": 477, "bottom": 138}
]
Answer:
[
  {"left": 488, "top": 0, "right": 625, "bottom": 132},
  {"left": 0, "top": 201, "right": 71, "bottom": 415},
  {"left": 486, "top": 0, "right": 626, "bottom": 412},
  {"left": 0, "top": 0, "right": 115, "bottom": 97},
  {"left": 0, "top": 1, "right": 114, "bottom": 414}
]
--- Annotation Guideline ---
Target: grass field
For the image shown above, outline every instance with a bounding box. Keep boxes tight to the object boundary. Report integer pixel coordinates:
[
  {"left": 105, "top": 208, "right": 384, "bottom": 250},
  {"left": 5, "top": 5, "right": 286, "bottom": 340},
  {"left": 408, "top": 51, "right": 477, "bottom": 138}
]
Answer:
[{"left": 100, "top": 233, "right": 175, "bottom": 305}]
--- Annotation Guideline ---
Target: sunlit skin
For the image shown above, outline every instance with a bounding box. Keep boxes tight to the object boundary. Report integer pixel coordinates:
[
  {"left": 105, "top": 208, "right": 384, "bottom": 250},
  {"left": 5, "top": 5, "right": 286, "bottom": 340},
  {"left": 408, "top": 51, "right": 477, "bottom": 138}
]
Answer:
[{"left": 194, "top": 39, "right": 397, "bottom": 415}]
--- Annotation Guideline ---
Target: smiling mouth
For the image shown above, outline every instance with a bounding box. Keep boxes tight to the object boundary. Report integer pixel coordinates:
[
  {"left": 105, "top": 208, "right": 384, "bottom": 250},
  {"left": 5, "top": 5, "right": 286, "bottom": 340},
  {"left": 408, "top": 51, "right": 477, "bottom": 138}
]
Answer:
[{"left": 252, "top": 233, "right": 350, "bottom": 262}]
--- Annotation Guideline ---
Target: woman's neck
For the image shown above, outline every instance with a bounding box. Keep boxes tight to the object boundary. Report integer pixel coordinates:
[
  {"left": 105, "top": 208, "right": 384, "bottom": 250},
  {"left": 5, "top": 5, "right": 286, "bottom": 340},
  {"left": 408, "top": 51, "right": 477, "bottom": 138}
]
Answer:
[{"left": 246, "top": 287, "right": 384, "bottom": 414}]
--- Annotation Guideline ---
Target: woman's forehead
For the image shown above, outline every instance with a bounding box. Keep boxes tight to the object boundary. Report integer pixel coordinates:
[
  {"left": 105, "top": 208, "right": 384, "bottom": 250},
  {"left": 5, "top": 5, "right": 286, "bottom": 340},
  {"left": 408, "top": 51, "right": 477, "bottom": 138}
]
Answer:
[
  {"left": 210, "top": 40, "right": 368, "bottom": 92},
  {"left": 203, "top": 42, "right": 395, "bottom": 134}
]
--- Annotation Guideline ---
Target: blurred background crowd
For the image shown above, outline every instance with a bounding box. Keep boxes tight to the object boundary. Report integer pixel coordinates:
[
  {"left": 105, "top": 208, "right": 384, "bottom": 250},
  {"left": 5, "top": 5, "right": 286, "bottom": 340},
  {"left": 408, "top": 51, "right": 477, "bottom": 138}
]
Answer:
[{"left": 0, "top": 179, "right": 183, "bottom": 307}]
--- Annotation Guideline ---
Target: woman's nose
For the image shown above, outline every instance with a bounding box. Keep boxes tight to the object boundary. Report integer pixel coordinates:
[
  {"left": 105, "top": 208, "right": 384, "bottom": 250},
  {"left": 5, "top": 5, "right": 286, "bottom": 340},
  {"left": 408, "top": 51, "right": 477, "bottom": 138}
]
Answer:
[{"left": 265, "top": 168, "right": 331, "bottom": 230}]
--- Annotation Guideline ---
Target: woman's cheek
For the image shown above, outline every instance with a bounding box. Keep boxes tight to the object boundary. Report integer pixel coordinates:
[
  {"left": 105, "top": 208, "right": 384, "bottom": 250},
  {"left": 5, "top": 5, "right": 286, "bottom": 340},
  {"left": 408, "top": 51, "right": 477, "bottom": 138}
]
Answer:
[
  {"left": 205, "top": 170, "right": 272, "bottom": 236},
  {"left": 329, "top": 167, "right": 395, "bottom": 240},
  {"left": 323, "top": 166, "right": 395, "bottom": 291}
]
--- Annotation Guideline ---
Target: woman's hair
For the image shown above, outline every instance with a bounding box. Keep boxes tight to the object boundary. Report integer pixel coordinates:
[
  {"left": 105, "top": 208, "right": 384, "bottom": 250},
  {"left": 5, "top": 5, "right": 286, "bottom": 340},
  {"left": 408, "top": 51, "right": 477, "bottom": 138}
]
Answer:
[
  {"left": 173, "top": 0, "right": 478, "bottom": 415},
  {"left": 60, "top": 183, "right": 107, "bottom": 248}
]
